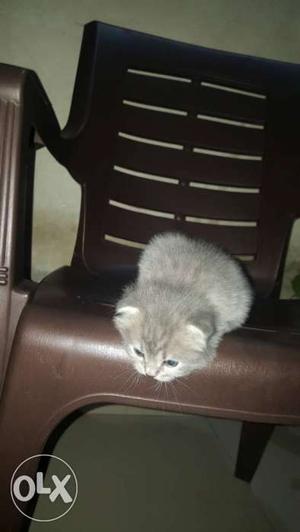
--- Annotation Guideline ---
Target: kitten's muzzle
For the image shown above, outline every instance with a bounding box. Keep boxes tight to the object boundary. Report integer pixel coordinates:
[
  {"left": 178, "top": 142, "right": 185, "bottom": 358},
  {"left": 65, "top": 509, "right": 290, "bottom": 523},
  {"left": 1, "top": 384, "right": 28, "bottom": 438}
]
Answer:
[{"left": 145, "top": 368, "right": 159, "bottom": 377}]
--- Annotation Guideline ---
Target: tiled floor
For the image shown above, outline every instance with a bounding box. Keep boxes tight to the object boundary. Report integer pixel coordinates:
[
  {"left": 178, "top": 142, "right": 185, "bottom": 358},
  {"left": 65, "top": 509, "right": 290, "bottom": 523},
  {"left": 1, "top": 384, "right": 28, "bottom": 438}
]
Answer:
[{"left": 30, "top": 408, "right": 300, "bottom": 532}]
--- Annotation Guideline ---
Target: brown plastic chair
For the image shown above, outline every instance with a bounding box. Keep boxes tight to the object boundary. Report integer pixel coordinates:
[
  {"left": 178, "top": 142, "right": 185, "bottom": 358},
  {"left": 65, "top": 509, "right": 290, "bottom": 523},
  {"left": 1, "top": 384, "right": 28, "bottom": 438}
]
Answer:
[{"left": 0, "top": 21, "right": 300, "bottom": 529}]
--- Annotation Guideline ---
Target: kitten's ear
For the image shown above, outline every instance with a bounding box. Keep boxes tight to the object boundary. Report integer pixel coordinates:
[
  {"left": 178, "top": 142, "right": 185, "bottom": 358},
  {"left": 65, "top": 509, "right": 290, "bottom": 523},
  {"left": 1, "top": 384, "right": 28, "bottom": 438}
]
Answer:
[
  {"left": 114, "top": 306, "right": 140, "bottom": 331},
  {"left": 185, "top": 324, "right": 208, "bottom": 350},
  {"left": 186, "top": 313, "right": 215, "bottom": 350}
]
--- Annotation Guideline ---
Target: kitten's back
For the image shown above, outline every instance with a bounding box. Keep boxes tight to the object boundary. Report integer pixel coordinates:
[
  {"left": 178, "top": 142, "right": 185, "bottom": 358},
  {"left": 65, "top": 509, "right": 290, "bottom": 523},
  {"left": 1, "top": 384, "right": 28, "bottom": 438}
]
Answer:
[
  {"left": 138, "top": 232, "right": 253, "bottom": 331},
  {"left": 139, "top": 232, "right": 236, "bottom": 285}
]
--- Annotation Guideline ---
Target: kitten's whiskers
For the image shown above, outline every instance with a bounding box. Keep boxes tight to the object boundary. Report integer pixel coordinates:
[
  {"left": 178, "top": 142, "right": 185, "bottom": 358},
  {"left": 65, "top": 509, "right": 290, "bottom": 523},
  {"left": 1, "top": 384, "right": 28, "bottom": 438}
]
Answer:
[
  {"left": 176, "top": 377, "right": 198, "bottom": 400},
  {"left": 169, "top": 381, "right": 183, "bottom": 413},
  {"left": 119, "top": 369, "right": 140, "bottom": 394}
]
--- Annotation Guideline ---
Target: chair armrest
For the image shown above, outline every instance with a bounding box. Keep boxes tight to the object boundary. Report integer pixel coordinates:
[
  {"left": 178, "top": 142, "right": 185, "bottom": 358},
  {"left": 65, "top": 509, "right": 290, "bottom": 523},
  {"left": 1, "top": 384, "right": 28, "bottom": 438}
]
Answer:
[
  {"left": 0, "top": 63, "right": 63, "bottom": 157},
  {"left": 246, "top": 298, "right": 300, "bottom": 334},
  {"left": 0, "top": 63, "right": 63, "bottom": 390},
  {"left": 0, "top": 63, "right": 63, "bottom": 282}
]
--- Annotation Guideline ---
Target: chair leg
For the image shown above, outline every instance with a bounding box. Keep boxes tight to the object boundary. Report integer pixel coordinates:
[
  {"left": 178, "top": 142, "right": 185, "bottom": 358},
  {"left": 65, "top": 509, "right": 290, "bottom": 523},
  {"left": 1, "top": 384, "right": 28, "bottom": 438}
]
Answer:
[
  {"left": 0, "top": 339, "right": 101, "bottom": 530},
  {"left": 235, "top": 421, "right": 275, "bottom": 482},
  {"left": 0, "top": 376, "right": 73, "bottom": 531},
  {"left": 0, "top": 310, "right": 149, "bottom": 530}
]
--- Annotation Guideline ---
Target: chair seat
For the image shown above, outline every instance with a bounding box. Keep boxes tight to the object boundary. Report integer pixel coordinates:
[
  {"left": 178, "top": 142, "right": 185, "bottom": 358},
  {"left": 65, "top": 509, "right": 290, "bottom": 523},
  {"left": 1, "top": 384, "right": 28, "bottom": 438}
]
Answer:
[{"left": 8, "top": 266, "right": 300, "bottom": 425}]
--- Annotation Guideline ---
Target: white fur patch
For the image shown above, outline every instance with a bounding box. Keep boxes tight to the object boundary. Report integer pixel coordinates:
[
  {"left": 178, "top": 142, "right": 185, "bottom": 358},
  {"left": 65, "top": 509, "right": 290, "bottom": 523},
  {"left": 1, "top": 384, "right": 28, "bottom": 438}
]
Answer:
[
  {"left": 114, "top": 306, "right": 140, "bottom": 330},
  {"left": 185, "top": 323, "right": 207, "bottom": 350}
]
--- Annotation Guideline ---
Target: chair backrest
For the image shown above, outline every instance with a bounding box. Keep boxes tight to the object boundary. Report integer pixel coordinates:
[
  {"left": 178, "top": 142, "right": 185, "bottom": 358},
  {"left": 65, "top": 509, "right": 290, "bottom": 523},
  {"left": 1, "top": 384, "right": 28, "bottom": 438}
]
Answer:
[{"left": 63, "top": 21, "right": 300, "bottom": 298}]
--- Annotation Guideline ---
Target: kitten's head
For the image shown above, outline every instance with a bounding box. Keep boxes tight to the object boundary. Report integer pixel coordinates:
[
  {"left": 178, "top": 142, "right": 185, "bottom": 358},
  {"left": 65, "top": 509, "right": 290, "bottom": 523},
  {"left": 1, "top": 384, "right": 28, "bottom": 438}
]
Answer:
[{"left": 114, "top": 305, "right": 215, "bottom": 382}]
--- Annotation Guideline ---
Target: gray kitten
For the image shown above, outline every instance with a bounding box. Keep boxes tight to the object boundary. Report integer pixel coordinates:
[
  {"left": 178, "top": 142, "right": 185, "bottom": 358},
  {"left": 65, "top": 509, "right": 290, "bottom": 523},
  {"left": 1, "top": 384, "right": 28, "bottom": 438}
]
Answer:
[{"left": 114, "top": 232, "right": 253, "bottom": 382}]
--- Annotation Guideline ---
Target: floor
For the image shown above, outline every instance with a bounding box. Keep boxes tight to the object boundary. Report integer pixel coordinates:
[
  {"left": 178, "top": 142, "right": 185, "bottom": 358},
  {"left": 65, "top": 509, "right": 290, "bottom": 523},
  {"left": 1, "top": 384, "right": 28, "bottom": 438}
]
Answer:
[{"left": 29, "top": 407, "right": 300, "bottom": 532}]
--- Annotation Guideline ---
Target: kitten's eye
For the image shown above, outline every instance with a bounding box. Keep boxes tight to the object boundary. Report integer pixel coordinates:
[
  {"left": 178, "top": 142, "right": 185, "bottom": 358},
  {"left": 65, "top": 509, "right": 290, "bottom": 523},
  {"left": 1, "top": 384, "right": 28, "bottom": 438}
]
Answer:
[
  {"left": 164, "top": 359, "right": 178, "bottom": 367},
  {"left": 134, "top": 347, "right": 144, "bottom": 357}
]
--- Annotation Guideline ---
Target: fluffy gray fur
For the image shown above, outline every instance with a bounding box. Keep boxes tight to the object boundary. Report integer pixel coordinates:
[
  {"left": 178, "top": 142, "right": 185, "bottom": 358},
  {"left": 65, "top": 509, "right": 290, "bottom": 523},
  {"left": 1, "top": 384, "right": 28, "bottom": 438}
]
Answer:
[{"left": 114, "top": 232, "right": 253, "bottom": 382}]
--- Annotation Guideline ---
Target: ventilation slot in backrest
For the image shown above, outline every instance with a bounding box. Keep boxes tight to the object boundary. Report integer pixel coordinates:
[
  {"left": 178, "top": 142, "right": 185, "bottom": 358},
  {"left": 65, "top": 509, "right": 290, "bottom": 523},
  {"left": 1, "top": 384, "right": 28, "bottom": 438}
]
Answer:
[{"left": 101, "top": 67, "right": 267, "bottom": 263}]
